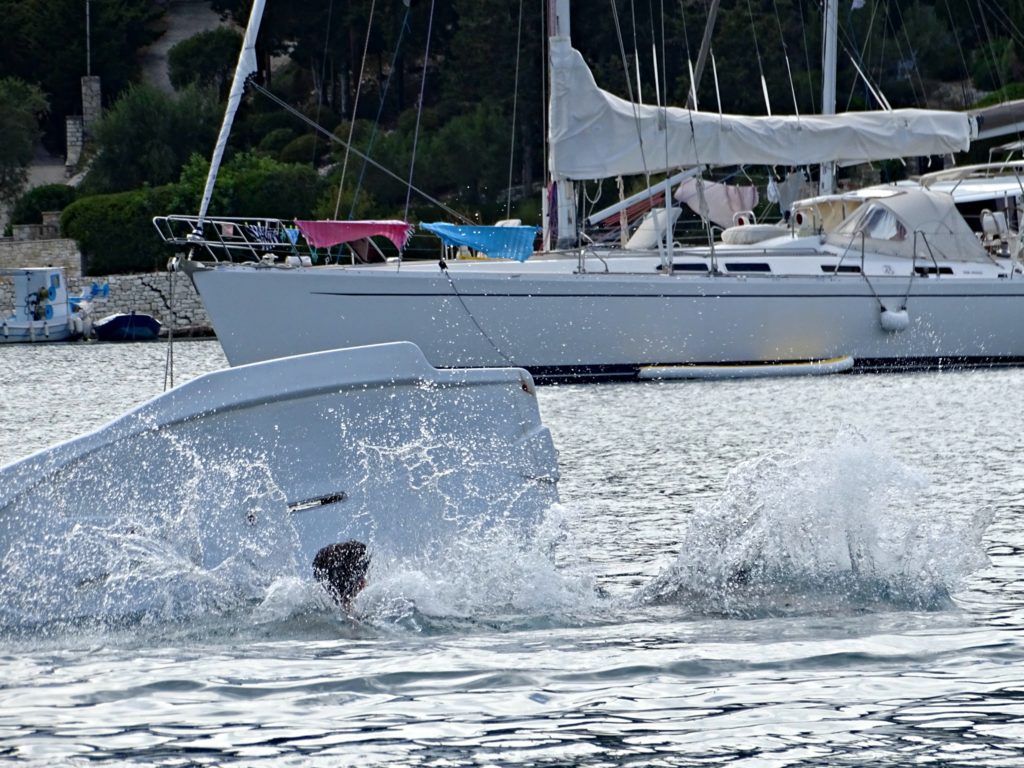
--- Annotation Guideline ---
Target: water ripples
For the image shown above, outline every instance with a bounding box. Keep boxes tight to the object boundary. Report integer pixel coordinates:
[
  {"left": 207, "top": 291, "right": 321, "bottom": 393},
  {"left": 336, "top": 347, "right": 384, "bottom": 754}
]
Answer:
[{"left": 2, "top": 343, "right": 1024, "bottom": 764}]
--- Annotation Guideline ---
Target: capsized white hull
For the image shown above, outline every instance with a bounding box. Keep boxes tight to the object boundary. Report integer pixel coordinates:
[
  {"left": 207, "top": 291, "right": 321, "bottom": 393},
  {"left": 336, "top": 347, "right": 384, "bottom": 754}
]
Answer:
[
  {"left": 0, "top": 342, "right": 558, "bottom": 627},
  {"left": 188, "top": 258, "right": 1024, "bottom": 382}
]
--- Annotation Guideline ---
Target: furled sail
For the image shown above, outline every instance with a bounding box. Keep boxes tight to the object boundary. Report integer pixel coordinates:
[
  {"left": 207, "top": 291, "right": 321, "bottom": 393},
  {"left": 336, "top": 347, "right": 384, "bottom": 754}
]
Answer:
[{"left": 548, "top": 39, "right": 977, "bottom": 181}]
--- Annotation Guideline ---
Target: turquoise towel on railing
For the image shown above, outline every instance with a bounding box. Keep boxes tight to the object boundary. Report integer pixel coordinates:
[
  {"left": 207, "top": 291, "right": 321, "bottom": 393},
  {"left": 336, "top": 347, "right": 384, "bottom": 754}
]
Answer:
[{"left": 422, "top": 223, "right": 539, "bottom": 262}]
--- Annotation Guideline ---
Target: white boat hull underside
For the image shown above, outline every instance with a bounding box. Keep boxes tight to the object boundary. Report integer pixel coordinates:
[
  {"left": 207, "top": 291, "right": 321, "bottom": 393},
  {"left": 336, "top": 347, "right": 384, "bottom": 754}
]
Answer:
[
  {"left": 0, "top": 342, "right": 558, "bottom": 627},
  {"left": 189, "top": 259, "right": 1024, "bottom": 382}
]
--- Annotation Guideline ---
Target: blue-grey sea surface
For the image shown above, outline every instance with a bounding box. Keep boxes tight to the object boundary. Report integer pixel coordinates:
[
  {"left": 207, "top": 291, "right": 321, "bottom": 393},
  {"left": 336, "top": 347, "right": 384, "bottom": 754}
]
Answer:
[{"left": 0, "top": 339, "right": 1022, "bottom": 766}]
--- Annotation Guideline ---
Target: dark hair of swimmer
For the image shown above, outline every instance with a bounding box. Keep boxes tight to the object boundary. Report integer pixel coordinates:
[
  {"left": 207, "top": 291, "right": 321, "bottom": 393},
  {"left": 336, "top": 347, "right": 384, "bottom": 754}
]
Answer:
[{"left": 313, "top": 541, "right": 370, "bottom": 606}]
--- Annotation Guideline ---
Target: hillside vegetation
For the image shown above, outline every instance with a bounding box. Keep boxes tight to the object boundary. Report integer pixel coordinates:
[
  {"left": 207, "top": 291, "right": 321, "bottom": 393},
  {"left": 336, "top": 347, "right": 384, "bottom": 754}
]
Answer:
[{"left": 2, "top": 0, "right": 1022, "bottom": 272}]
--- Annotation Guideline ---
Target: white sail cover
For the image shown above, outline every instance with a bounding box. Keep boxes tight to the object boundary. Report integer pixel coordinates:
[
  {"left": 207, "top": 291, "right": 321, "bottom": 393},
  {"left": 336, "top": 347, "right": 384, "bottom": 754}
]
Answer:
[{"left": 548, "top": 39, "right": 976, "bottom": 181}]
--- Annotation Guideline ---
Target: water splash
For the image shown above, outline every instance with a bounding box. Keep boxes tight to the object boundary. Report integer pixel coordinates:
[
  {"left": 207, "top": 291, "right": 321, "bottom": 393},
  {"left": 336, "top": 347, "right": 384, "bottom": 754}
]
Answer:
[
  {"left": 351, "top": 503, "right": 605, "bottom": 633},
  {"left": 638, "top": 435, "right": 993, "bottom": 616}
]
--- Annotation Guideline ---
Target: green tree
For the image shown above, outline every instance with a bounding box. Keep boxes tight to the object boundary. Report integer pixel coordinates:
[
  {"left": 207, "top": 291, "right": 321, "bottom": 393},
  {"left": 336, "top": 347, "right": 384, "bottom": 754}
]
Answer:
[
  {"left": 173, "top": 152, "right": 323, "bottom": 219},
  {"left": 61, "top": 184, "right": 178, "bottom": 275},
  {"left": 84, "top": 84, "right": 221, "bottom": 194},
  {"left": 10, "top": 183, "right": 77, "bottom": 224},
  {"left": 0, "top": 78, "right": 48, "bottom": 204},
  {"left": 168, "top": 27, "right": 244, "bottom": 95},
  {"left": 0, "top": 0, "right": 163, "bottom": 148}
]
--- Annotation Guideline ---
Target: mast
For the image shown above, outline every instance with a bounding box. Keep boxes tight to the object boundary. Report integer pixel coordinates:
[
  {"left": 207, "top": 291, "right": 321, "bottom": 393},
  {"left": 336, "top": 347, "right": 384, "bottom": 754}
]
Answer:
[
  {"left": 547, "top": 0, "right": 577, "bottom": 250},
  {"left": 820, "top": 0, "right": 838, "bottom": 194},
  {"left": 195, "top": 0, "right": 267, "bottom": 230}
]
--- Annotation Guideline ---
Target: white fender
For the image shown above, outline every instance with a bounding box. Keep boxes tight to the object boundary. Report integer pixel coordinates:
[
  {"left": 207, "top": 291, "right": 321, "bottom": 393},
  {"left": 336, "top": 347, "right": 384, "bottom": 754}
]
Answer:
[{"left": 880, "top": 308, "right": 910, "bottom": 332}]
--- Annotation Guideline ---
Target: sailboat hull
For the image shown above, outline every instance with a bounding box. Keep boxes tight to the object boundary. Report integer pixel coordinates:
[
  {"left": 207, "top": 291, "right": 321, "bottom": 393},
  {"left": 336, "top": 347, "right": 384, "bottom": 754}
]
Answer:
[{"left": 188, "top": 261, "right": 1024, "bottom": 381}]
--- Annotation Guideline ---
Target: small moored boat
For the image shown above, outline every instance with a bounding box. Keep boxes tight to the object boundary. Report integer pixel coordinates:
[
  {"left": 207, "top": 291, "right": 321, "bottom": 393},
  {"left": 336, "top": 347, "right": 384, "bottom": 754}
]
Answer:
[
  {"left": 0, "top": 268, "right": 80, "bottom": 343},
  {"left": 93, "top": 311, "right": 162, "bottom": 342}
]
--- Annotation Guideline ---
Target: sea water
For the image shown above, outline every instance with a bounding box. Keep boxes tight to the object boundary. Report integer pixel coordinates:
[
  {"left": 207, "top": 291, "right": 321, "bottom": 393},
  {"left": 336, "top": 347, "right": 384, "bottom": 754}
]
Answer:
[{"left": 0, "top": 340, "right": 1022, "bottom": 766}]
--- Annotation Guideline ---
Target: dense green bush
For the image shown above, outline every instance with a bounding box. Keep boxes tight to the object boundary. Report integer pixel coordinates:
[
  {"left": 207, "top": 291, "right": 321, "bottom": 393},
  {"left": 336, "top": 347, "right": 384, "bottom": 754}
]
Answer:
[
  {"left": 168, "top": 27, "right": 243, "bottom": 94},
  {"left": 278, "top": 133, "right": 329, "bottom": 165},
  {"left": 83, "top": 84, "right": 221, "bottom": 195},
  {"left": 257, "top": 127, "right": 298, "bottom": 156},
  {"left": 10, "top": 183, "right": 77, "bottom": 224},
  {"left": 61, "top": 185, "right": 178, "bottom": 276},
  {"left": 174, "top": 152, "right": 324, "bottom": 220}
]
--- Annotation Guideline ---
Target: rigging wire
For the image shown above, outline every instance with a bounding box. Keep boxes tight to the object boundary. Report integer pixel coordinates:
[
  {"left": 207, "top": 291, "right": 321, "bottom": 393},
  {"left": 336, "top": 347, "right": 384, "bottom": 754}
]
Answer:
[
  {"left": 630, "top": 0, "right": 643, "bottom": 102},
  {"left": 402, "top": 0, "right": 436, "bottom": 225},
  {"left": 610, "top": 0, "right": 652, "bottom": 186},
  {"left": 675, "top": 0, "right": 694, "bottom": 106},
  {"left": 840, "top": 0, "right": 887, "bottom": 110},
  {"left": 959, "top": 0, "right": 1003, "bottom": 101},
  {"left": 334, "top": 0, "right": 377, "bottom": 218},
  {"left": 744, "top": 0, "right": 772, "bottom": 113},
  {"left": 506, "top": 0, "right": 524, "bottom": 220},
  {"left": 973, "top": 0, "right": 1009, "bottom": 95},
  {"left": 889, "top": 0, "right": 929, "bottom": 106},
  {"left": 310, "top": 0, "right": 336, "bottom": 168},
  {"left": 978, "top": 0, "right": 1024, "bottom": 50},
  {"left": 796, "top": 0, "right": 816, "bottom": 112},
  {"left": 940, "top": 0, "right": 973, "bottom": 107},
  {"left": 672, "top": 0, "right": 716, "bottom": 261},
  {"left": 251, "top": 81, "right": 473, "bottom": 224},
  {"left": 973, "top": 0, "right": 1024, "bottom": 143},
  {"left": 658, "top": 0, "right": 675, "bottom": 257},
  {"left": 771, "top": 0, "right": 801, "bottom": 115},
  {"left": 350, "top": 4, "right": 412, "bottom": 217}
]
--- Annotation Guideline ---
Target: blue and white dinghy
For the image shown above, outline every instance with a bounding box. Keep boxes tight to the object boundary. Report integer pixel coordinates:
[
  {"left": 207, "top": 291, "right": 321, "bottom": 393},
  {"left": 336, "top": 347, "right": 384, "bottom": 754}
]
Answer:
[{"left": 0, "top": 342, "right": 559, "bottom": 628}]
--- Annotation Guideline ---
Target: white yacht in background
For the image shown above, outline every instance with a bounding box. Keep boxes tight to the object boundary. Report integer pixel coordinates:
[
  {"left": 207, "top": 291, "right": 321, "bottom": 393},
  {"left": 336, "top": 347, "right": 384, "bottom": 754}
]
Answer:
[{"left": 155, "top": 0, "right": 1024, "bottom": 382}]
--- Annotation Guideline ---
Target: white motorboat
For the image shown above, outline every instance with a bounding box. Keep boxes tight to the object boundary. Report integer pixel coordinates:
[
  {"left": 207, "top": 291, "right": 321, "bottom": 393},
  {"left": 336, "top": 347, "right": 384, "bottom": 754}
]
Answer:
[
  {"left": 0, "top": 268, "right": 83, "bottom": 343},
  {"left": 0, "top": 342, "right": 559, "bottom": 626},
  {"left": 154, "top": 0, "right": 1024, "bottom": 382}
]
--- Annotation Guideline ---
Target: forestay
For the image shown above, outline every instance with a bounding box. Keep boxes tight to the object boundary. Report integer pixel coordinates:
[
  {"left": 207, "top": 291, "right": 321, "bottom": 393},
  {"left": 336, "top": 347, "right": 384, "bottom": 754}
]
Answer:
[{"left": 547, "top": 40, "right": 976, "bottom": 181}]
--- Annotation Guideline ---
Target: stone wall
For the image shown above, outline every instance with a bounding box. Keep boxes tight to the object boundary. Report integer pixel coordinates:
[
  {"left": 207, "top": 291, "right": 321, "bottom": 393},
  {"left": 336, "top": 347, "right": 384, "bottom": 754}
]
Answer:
[
  {"left": 0, "top": 239, "right": 82, "bottom": 275},
  {"left": 0, "top": 245, "right": 212, "bottom": 334},
  {"left": 69, "top": 272, "right": 211, "bottom": 334}
]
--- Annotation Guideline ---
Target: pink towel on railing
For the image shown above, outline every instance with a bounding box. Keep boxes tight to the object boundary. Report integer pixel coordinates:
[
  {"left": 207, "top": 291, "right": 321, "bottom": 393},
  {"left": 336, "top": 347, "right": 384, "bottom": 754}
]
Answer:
[{"left": 295, "top": 220, "right": 414, "bottom": 250}]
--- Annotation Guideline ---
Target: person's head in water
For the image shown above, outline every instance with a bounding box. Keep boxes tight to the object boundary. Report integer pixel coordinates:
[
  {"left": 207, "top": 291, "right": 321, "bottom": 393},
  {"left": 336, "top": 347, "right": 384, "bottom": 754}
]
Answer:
[{"left": 313, "top": 541, "right": 370, "bottom": 606}]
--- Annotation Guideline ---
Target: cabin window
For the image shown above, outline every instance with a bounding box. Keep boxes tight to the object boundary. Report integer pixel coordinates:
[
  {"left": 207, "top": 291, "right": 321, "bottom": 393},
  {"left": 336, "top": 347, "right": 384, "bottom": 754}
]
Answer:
[
  {"left": 914, "top": 266, "right": 954, "bottom": 276},
  {"left": 656, "top": 263, "right": 708, "bottom": 272},
  {"left": 821, "top": 264, "right": 861, "bottom": 273},
  {"left": 724, "top": 262, "right": 771, "bottom": 273}
]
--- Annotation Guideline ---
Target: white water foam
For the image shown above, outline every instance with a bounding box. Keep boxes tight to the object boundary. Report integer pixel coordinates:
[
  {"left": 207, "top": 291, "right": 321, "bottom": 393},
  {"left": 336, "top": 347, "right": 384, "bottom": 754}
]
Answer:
[
  {"left": 333, "top": 503, "right": 603, "bottom": 633},
  {"left": 638, "top": 433, "right": 994, "bottom": 615}
]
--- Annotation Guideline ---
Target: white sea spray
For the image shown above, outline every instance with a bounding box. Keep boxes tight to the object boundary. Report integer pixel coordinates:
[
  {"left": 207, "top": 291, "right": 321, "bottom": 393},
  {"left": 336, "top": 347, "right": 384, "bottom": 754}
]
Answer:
[{"left": 638, "top": 432, "right": 994, "bottom": 615}]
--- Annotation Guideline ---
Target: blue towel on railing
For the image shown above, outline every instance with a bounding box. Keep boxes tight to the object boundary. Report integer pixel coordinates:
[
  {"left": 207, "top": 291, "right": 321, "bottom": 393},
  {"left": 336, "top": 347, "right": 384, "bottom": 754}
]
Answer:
[{"left": 422, "top": 223, "right": 539, "bottom": 262}]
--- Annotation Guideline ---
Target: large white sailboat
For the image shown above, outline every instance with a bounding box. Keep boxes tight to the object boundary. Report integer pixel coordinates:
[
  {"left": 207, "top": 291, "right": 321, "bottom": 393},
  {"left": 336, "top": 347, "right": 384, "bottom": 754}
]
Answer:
[{"left": 158, "top": 0, "right": 1024, "bottom": 382}]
